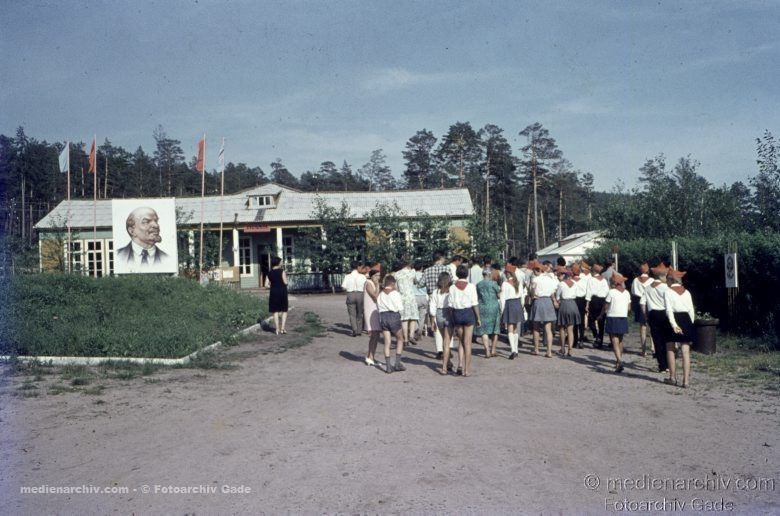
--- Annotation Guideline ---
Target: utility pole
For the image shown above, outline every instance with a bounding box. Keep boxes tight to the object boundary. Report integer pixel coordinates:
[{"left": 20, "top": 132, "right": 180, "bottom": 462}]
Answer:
[{"left": 532, "top": 142, "right": 540, "bottom": 253}]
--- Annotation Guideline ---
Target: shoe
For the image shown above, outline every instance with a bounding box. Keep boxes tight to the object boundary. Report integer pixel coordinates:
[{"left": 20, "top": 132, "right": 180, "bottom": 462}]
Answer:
[
  {"left": 365, "top": 357, "right": 375, "bottom": 366},
  {"left": 663, "top": 378, "right": 677, "bottom": 386},
  {"left": 281, "top": 329, "right": 287, "bottom": 334},
  {"left": 385, "top": 360, "right": 393, "bottom": 374},
  {"left": 456, "top": 367, "right": 463, "bottom": 376},
  {"left": 436, "top": 351, "right": 443, "bottom": 360},
  {"left": 615, "top": 363, "right": 624, "bottom": 373},
  {"left": 447, "top": 361, "right": 454, "bottom": 372},
  {"left": 509, "top": 352, "right": 516, "bottom": 360},
  {"left": 394, "top": 357, "right": 407, "bottom": 372}
]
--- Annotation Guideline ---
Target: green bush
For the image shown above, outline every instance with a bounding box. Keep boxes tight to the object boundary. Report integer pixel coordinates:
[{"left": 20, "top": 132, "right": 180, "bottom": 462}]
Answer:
[
  {"left": 585, "top": 232, "right": 780, "bottom": 348},
  {"left": 0, "top": 274, "right": 265, "bottom": 358}
]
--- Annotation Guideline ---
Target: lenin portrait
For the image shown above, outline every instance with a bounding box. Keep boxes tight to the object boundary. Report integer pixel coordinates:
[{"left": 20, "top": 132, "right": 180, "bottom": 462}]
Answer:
[{"left": 111, "top": 199, "right": 178, "bottom": 274}]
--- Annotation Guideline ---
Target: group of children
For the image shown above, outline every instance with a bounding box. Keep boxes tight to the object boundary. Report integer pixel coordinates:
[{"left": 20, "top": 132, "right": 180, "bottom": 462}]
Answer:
[{"left": 356, "top": 253, "right": 696, "bottom": 387}]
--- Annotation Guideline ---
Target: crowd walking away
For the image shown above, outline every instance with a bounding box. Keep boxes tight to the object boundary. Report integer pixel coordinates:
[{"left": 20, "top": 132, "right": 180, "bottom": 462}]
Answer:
[{"left": 350, "top": 252, "right": 696, "bottom": 387}]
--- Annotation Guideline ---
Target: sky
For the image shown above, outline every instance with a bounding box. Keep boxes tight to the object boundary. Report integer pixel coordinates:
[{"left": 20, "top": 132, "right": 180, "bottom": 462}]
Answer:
[{"left": 2, "top": 0, "right": 778, "bottom": 191}]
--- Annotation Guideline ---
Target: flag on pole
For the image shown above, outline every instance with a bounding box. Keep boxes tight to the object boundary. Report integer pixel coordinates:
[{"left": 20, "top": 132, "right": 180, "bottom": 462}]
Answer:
[
  {"left": 59, "top": 142, "right": 70, "bottom": 174},
  {"left": 88, "top": 136, "right": 97, "bottom": 174},
  {"left": 196, "top": 137, "right": 206, "bottom": 173},
  {"left": 218, "top": 139, "right": 225, "bottom": 174}
]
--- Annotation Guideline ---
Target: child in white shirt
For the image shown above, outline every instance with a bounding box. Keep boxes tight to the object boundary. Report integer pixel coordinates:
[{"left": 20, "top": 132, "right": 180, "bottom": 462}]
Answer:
[
  {"left": 377, "top": 275, "right": 406, "bottom": 374},
  {"left": 602, "top": 272, "right": 632, "bottom": 373}
]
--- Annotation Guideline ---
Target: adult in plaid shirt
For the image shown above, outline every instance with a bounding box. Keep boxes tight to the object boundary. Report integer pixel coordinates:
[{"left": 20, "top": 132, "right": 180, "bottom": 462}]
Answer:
[{"left": 420, "top": 251, "right": 449, "bottom": 295}]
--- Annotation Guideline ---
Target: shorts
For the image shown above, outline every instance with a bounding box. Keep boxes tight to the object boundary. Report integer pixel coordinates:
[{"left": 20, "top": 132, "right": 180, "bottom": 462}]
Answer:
[
  {"left": 379, "top": 311, "right": 402, "bottom": 333},
  {"left": 452, "top": 307, "right": 476, "bottom": 327}
]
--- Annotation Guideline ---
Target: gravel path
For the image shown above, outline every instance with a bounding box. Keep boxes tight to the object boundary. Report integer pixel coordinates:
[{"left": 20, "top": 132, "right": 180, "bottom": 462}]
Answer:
[{"left": 1, "top": 293, "right": 778, "bottom": 514}]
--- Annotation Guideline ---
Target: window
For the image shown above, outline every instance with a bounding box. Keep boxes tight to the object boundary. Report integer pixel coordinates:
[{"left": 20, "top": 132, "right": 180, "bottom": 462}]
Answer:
[
  {"left": 67, "top": 241, "right": 83, "bottom": 273},
  {"left": 239, "top": 237, "right": 252, "bottom": 275},
  {"left": 248, "top": 195, "right": 275, "bottom": 208},
  {"left": 86, "top": 240, "right": 104, "bottom": 277},
  {"left": 283, "top": 236, "right": 294, "bottom": 264},
  {"left": 107, "top": 240, "right": 114, "bottom": 275}
]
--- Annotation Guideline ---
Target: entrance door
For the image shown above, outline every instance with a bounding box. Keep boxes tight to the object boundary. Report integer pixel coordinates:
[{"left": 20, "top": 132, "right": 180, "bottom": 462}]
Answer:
[{"left": 258, "top": 247, "right": 272, "bottom": 288}]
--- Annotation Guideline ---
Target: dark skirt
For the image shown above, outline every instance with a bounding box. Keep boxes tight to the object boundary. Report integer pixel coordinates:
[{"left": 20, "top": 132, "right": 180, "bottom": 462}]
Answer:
[
  {"left": 379, "top": 311, "right": 402, "bottom": 333},
  {"left": 647, "top": 309, "right": 672, "bottom": 344},
  {"left": 530, "top": 297, "right": 557, "bottom": 323},
  {"left": 502, "top": 298, "right": 524, "bottom": 326},
  {"left": 269, "top": 288, "right": 288, "bottom": 313},
  {"left": 557, "top": 299, "right": 581, "bottom": 326},
  {"left": 632, "top": 296, "right": 646, "bottom": 323},
  {"left": 435, "top": 308, "right": 452, "bottom": 329},
  {"left": 605, "top": 316, "right": 629, "bottom": 336},
  {"left": 665, "top": 312, "right": 695, "bottom": 343},
  {"left": 452, "top": 307, "right": 476, "bottom": 327},
  {"left": 588, "top": 296, "right": 605, "bottom": 320}
]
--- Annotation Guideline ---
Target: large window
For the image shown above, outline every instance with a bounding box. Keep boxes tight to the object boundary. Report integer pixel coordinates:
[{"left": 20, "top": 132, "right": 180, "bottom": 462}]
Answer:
[
  {"left": 67, "top": 241, "right": 84, "bottom": 273},
  {"left": 86, "top": 240, "right": 104, "bottom": 277},
  {"left": 107, "top": 240, "right": 114, "bottom": 275},
  {"left": 239, "top": 237, "right": 252, "bottom": 275}
]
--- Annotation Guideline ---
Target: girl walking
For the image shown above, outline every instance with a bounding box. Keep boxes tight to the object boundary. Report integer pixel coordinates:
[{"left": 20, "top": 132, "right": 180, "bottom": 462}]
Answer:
[
  {"left": 449, "top": 264, "right": 481, "bottom": 376},
  {"left": 363, "top": 265, "right": 382, "bottom": 366},
  {"left": 429, "top": 272, "right": 455, "bottom": 374},
  {"left": 555, "top": 267, "right": 581, "bottom": 357},
  {"left": 664, "top": 269, "right": 696, "bottom": 388},
  {"left": 603, "top": 272, "right": 631, "bottom": 373},
  {"left": 267, "top": 256, "right": 288, "bottom": 335},
  {"left": 500, "top": 270, "right": 525, "bottom": 359},
  {"left": 475, "top": 269, "right": 502, "bottom": 358},
  {"left": 529, "top": 261, "right": 558, "bottom": 357}
]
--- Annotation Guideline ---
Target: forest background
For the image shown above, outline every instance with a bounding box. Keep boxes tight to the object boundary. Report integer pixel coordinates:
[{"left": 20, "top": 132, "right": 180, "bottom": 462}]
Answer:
[{"left": 1, "top": 122, "right": 778, "bottom": 343}]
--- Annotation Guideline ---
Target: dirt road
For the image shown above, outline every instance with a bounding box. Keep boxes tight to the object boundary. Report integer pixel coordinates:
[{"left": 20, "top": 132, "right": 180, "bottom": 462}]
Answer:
[{"left": 1, "top": 294, "right": 778, "bottom": 514}]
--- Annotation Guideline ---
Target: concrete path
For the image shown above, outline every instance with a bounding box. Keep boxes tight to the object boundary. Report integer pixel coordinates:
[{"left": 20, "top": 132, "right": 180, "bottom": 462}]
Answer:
[{"left": 1, "top": 293, "right": 778, "bottom": 514}]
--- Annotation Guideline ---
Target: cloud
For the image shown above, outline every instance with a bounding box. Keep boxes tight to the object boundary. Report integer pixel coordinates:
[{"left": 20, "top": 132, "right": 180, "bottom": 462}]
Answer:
[{"left": 360, "top": 67, "right": 465, "bottom": 93}]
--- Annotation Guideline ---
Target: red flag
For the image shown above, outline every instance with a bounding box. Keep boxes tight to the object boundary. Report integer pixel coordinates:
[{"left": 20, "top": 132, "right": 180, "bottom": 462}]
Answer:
[
  {"left": 88, "top": 136, "right": 96, "bottom": 174},
  {"left": 196, "top": 137, "right": 206, "bottom": 173}
]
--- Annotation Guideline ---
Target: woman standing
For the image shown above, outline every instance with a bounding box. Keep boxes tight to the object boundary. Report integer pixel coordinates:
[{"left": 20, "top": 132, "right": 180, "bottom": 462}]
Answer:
[
  {"left": 475, "top": 269, "right": 502, "bottom": 358},
  {"left": 555, "top": 267, "right": 581, "bottom": 357},
  {"left": 363, "top": 265, "right": 382, "bottom": 366},
  {"left": 500, "top": 270, "right": 525, "bottom": 359},
  {"left": 449, "top": 264, "right": 481, "bottom": 376},
  {"left": 394, "top": 259, "right": 420, "bottom": 346},
  {"left": 664, "top": 269, "right": 696, "bottom": 388},
  {"left": 602, "top": 272, "right": 631, "bottom": 372},
  {"left": 267, "top": 256, "right": 289, "bottom": 334}
]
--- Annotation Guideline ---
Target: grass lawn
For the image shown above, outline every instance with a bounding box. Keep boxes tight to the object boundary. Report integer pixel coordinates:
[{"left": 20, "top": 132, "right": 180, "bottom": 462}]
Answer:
[
  {"left": 694, "top": 333, "right": 780, "bottom": 394},
  {"left": 1, "top": 273, "right": 266, "bottom": 359}
]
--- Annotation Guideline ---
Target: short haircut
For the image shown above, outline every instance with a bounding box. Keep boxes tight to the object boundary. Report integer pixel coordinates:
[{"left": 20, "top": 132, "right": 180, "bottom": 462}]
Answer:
[
  {"left": 451, "top": 254, "right": 463, "bottom": 263},
  {"left": 507, "top": 256, "right": 518, "bottom": 266},
  {"left": 271, "top": 256, "right": 282, "bottom": 267},
  {"left": 557, "top": 256, "right": 566, "bottom": 266},
  {"left": 456, "top": 263, "right": 469, "bottom": 279},
  {"left": 351, "top": 260, "right": 362, "bottom": 270},
  {"left": 483, "top": 255, "right": 492, "bottom": 264},
  {"left": 383, "top": 275, "right": 396, "bottom": 288},
  {"left": 437, "top": 271, "right": 451, "bottom": 290},
  {"left": 433, "top": 251, "right": 444, "bottom": 262}
]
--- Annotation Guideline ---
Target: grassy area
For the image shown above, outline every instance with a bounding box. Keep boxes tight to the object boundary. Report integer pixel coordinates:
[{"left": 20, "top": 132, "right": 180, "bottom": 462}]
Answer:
[
  {"left": 1, "top": 273, "right": 266, "bottom": 358},
  {"left": 693, "top": 333, "right": 780, "bottom": 394},
  {"left": 4, "top": 310, "right": 324, "bottom": 400}
]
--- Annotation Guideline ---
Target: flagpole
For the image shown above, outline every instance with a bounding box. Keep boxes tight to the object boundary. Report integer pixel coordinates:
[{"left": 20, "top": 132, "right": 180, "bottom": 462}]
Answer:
[
  {"left": 199, "top": 133, "right": 206, "bottom": 277},
  {"left": 92, "top": 135, "right": 97, "bottom": 278},
  {"left": 218, "top": 137, "right": 225, "bottom": 273},
  {"left": 66, "top": 144, "right": 72, "bottom": 274}
]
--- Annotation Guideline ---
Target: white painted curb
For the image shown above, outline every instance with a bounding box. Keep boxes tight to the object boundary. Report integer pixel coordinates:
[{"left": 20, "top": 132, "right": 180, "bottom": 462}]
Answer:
[{"left": 0, "top": 323, "right": 265, "bottom": 367}]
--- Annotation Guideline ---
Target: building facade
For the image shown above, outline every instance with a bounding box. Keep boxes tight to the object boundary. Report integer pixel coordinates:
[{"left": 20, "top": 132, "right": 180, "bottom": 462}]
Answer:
[{"left": 35, "top": 183, "right": 474, "bottom": 289}]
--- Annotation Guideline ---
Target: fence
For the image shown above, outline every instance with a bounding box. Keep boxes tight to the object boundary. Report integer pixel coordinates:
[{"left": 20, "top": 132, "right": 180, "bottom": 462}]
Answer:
[{"left": 287, "top": 272, "right": 346, "bottom": 293}]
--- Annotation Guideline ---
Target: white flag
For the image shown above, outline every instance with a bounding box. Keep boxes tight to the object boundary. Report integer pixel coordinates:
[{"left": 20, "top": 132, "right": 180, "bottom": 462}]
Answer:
[
  {"left": 218, "top": 139, "right": 225, "bottom": 173},
  {"left": 58, "top": 142, "right": 70, "bottom": 174}
]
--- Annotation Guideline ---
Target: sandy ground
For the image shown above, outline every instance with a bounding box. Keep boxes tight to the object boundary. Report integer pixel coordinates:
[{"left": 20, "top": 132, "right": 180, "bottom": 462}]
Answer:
[{"left": 1, "top": 293, "right": 778, "bottom": 514}]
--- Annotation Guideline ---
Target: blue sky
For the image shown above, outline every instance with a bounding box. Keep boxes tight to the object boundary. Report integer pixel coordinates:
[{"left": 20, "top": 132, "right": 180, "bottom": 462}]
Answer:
[{"left": 2, "top": 0, "right": 778, "bottom": 190}]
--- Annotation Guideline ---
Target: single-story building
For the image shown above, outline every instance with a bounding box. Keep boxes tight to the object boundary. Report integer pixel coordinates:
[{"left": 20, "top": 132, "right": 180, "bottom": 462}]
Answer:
[
  {"left": 35, "top": 183, "right": 474, "bottom": 289},
  {"left": 536, "top": 230, "right": 605, "bottom": 265}
]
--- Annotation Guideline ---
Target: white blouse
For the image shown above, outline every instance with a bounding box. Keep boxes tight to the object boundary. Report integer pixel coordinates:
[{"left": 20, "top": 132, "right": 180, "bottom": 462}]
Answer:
[
  {"left": 571, "top": 277, "right": 588, "bottom": 298},
  {"left": 377, "top": 290, "right": 404, "bottom": 313},
  {"left": 640, "top": 282, "right": 669, "bottom": 311},
  {"left": 448, "top": 280, "right": 478, "bottom": 309},
  {"left": 531, "top": 274, "right": 558, "bottom": 297},
  {"left": 586, "top": 276, "right": 610, "bottom": 300},
  {"left": 500, "top": 281, "right": 524, "bottom": 312},
  {"left": 556, "top": 280, "right": 579, "bottom": 300},
  {"left": 605, "top": 288, "right": 632, "bottom": 317},
  {"left": 664, "top": 288, "right": 696, "bottom": 328},
  {"left": 631, "top": 274, "right": 653, "bottom": 297},
  {"left": 428, "top": 289, "right": 451, "bottom": 315}
]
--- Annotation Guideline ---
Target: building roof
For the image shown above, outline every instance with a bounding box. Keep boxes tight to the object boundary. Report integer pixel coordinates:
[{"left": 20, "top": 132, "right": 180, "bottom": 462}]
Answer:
[
  {"left": 536, "top": 230, "right": 605, "bottom": 258},
  {"left": 35, "top": 183, "right": 474, "bottom": 230}
]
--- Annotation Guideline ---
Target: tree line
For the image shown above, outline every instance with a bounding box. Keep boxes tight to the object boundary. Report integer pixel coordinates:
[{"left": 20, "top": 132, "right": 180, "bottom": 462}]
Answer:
[{"left": 1, "top": 122, "right": 778, "bottom": 264}]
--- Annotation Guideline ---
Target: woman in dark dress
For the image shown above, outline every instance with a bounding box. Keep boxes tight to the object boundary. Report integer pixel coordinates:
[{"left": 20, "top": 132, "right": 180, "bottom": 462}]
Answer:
[{"left": 267, "top": 256, "right": 289, "bottom": 334}]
